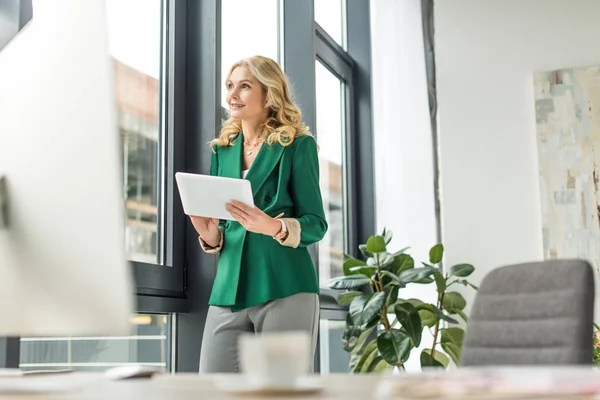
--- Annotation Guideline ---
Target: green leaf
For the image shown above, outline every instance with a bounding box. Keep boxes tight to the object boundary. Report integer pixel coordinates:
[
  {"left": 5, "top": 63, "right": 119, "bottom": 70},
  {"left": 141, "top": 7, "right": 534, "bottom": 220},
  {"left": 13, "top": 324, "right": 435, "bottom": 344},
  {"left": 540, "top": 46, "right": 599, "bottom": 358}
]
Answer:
[
  {"left": 440, "top": 329, "right": 464, "bottom": 366},
  {"left": 379, "top": 270, "right": 401, "bottom": 286},
  {"left": 397, "top": 266, "right": 437, "bottom": 284},
  {"left": 364, "top": 314, "right": 380, "bottom": 329},
  {"left": 414, "top": 302, "right": 434, "bottom": 312},
  {"left": 349, "top": 292, "right": 386, "bottom": 326},
  {"left": 429, "top": 244, "right": 444, "bottom": 264},
  {"left": 418, "top": 309, "right": 437, "bottom": 328},
  {"left": 384, "top": 229, "right": 393, "bottom": 245},
  {"left": 337, "top": 291, "right": 362, "bottom": 306},
  {"left": 349, "top": 353, "right": 361, "bottom": 372},
  {"left": 442, "top": 327, "right": 465, "bottom": 346},
  {"left": 433, "top": 270, "right": 446, "bottom": 292},
  {"left": 452, "top": 279, "right": 478, "bottom": 291},
  {"left": 443, "top": 292, "right": 467, "bottom": 312},
  {"left": 327, "top": 275, "right": 371, "bottom": 290},
  {"left": 431, "top": 305, "right": 459, "bottom": 324},
  {"left": 346, "top": 308, "right": 355, "bottom": 326},
  {"left": 420, "top": 350, "right": 445, "bottom": 369},
  {"left": 406, "top": 298, "right": 425, "bottom": 308},
  {"left": 378, "top": 252, "right": 395, "bottom": 269},
  {"left": 343, "top": 256, "right": 367, "bottom": 275},
  {"left": 360, "top": 342, "right": 381, "bottom": 373},
  {"left": 393, "top": 254, "right": 414, "bottom": 274},
  {"left": 421, "top": 349, "right": 448, "bottom": 368},
  {"left": 367, "top": 252, "right": 394, "bottom": 271},
  {"left": 368, "top": 356, "right": 383, "bottom": 372},
  {"left": 343, "top": 256, "right": 372, "bottom": 277},
  {"left": 342, "top": 325, "right": 363, "bottom": 352},
  {"left": 353, "top": 339, "right": 378, "bottom": 372},
  {"left": 377, "top": 329, "right": 412, "bottom": 366},
  {"left": 359, "top": 244, "right": 373, "bottom": 258},
  {"left": 463, "top": 280, "right": 479, "bottom": 290},
  {"left": 438, "top": 313, "right": 459, "bottom": 325},
  {"left": 449, "top": 263, "right": 475, "bottom": 277},
  {"left": 349, "top": 265, "right": 377, "bottom": 274},
  {"left": 351, "top": 325, "right": 376, "bottom": 355},
  {"left": 372, "top": 357, "right": 393, "bottom": 373},
  {"left": 366, "top": 236, "right": 386, "bottom": 254},
  {"left": 408, "top": 302, "right": 436, "bottom": 322},
  {"left": 455, "top": 309, "right": 469, "bottom": 322},
  {"left": 384, "top": 285, "right": 399, "bottom": 306},
  {"left": 347, "top": 267, "right": 377, "bottom": 278},
  {"left": 415, "top": 277, "right": 434, "bottom": 284},
  {"left": 441, "top": 341, "right": 461, "bottom": 366},
  {"left": 394, "top": 302, "right": 422, "bottom": 347}
]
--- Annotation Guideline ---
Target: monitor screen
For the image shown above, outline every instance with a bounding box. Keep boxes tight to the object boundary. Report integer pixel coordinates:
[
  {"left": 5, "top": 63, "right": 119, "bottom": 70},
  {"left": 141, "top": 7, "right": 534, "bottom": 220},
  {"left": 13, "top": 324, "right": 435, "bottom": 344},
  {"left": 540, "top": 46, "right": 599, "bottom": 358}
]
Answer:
[{"left": 0, "top": 0, "right": 133, "bottom": 336}]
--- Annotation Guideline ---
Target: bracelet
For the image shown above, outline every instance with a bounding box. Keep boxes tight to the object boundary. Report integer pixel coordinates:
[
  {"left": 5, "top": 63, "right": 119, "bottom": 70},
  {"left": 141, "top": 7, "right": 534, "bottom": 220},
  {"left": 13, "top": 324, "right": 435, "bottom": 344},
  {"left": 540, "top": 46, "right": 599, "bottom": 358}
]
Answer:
[{"left": 273, "top": 229, "right": 289, "bottom": 241}]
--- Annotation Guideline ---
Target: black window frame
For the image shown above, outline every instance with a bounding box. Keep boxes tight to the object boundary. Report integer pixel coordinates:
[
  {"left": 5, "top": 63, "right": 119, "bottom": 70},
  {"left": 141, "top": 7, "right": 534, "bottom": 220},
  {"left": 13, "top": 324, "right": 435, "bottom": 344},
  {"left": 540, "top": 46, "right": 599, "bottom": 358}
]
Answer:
[
  {"left": 311, "top": 0, "right": 375, "bottom": 372},
  {"left": 132, "top": 0, "right": 189, "bottom": 312}
]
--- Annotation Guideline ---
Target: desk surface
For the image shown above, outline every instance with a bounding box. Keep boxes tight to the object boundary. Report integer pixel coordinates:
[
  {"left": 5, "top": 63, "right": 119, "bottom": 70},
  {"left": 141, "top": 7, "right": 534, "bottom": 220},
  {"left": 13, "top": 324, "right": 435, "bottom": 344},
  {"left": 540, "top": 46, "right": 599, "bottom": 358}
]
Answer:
[
  {"left": 0, "top": 372, "right": 596, "bottom": 400},
  {"left": 1, "top": 373, "right": 377, "bottom": 400}
]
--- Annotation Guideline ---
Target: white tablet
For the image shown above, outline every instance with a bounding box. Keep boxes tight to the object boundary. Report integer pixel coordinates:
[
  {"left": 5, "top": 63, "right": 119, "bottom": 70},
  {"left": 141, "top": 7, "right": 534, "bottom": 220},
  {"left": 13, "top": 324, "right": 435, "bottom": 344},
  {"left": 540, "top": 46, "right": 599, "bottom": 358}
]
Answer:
[{"left": 175, "top": 172, "right": 254, "bottom": 221}]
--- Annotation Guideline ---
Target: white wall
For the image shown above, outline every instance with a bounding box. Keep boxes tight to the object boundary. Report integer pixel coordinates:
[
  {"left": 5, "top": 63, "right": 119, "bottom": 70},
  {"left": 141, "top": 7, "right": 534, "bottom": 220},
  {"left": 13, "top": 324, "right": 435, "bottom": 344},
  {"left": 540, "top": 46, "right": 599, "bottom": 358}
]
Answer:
[
  {"left": 371, "top": 0, "right": 438, "bottom": 372},
  {"left": 435, "top": 0, "right": 600, "bottom": 310}
]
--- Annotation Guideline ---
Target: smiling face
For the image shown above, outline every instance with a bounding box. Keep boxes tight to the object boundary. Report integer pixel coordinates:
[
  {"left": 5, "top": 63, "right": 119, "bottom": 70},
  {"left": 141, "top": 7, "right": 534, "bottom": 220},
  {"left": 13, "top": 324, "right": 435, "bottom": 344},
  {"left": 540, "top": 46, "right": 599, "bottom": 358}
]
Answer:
[{"left": 225, "top": 66, "right": 268, "bottom": 123}]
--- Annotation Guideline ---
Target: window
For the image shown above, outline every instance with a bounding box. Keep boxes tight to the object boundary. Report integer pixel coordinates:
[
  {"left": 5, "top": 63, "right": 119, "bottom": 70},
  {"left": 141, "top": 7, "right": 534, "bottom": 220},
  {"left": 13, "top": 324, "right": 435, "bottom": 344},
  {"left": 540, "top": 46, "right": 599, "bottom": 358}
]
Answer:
[
  {"left": 315, "top": 60, "right": 346, "bottom": 287},
  {"left": 315, "top": 0, "right": 346, "bottom": 48},
  {"left": 315, "top": 57, "right": 353, "bottom": 374},
  {"left": 17, "top": 0, "right": 179, "bottom": 374},
  {"left": 107, "top": 0, "right": 165, "bottom": 264},
  {"left": 109, "top": 0, "right": 186, "bottom": 293},
  {"left": 220, "top": 0, "right": 280, "bottom": 108},
  {"left": 20, "top": 314, "right": 172, "bottom": 371},
  {"left": 319, "top": 319, "right": 350, "bottom": 373},
  {"left": 312, "top": 0, "right": 373, "bottom": 374}
]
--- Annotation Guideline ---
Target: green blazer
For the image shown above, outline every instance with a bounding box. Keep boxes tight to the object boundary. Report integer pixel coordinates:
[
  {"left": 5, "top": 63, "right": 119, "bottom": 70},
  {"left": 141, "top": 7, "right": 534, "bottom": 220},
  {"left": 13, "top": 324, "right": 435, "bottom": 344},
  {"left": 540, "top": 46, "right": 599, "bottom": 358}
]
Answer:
[{"left": 207, "top": 133, "right": 328, "bottom": 311}]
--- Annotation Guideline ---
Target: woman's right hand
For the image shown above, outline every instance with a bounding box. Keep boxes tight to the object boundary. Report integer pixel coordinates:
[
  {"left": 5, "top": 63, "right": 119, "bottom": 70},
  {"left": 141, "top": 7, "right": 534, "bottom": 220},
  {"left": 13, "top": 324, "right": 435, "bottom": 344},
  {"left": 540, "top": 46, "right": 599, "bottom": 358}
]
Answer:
[{"left": 190, "top": 216, "right": 220, "bottom": 247}]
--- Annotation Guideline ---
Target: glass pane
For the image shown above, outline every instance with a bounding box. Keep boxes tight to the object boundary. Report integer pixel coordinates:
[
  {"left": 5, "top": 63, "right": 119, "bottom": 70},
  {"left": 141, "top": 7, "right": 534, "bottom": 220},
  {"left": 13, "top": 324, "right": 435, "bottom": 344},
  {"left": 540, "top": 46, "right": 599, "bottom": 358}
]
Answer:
[
  {"left": 315, "top": 0, "right": 345, "bottom": 48},
  {"left": 315, "top": 61, "right": 345, "bottom": 286},
  {"left": 221, "top": 0, "right": 280, "bottom": 108},
  {"left": 319, "top": 319, "right": 350, "bottom": 373},
  {"left": 107, "top": 0, "right": 164, "bottom": 264},
  {"left": 20, "top": 314, "right": 171, "bottom": 371}
]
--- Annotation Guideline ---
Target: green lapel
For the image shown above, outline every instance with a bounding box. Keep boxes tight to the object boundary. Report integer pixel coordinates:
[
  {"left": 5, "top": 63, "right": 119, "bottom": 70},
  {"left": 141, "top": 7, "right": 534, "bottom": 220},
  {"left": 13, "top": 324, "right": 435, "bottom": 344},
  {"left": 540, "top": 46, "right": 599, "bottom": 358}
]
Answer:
[
  {"left": 219, "top": 133, "right": 285, "bottom": 196},
  {"left": 219, "top": 135, "right": 242, "bottom": 179},
  {"left": 246, "top": 138, "right": 285, "bottom": 197}
]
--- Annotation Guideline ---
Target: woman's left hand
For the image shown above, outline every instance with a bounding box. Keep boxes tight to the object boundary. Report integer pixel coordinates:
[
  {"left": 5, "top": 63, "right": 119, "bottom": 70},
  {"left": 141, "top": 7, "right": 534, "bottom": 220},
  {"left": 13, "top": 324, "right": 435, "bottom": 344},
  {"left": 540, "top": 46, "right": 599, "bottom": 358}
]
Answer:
[{"left": 226, "top": 200, "right": 281, "bottom": 236}]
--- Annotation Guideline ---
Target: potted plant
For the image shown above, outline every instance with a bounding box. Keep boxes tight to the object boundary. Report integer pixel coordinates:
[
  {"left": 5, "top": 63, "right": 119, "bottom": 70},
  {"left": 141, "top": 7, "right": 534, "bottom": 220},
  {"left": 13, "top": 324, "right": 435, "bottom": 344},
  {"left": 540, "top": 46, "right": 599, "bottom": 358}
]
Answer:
[{"left": 326, "top": 228, "right": 477, "bottom": 372}]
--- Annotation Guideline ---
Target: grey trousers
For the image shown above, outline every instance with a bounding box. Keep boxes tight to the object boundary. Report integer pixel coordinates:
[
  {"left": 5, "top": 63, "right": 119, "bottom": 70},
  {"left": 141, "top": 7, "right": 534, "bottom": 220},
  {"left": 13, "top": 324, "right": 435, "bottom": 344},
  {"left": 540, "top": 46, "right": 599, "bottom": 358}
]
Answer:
[{"left": 198, "top": 292, "right": 319, "bottom": 373}]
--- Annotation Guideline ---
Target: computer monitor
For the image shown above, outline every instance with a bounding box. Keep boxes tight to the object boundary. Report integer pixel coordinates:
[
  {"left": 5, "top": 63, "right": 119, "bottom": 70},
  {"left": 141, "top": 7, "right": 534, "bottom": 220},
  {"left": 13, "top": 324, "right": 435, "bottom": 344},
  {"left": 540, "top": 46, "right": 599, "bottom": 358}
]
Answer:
[{"left": 0, "top": 0, "right": 134, "bottom": 336}]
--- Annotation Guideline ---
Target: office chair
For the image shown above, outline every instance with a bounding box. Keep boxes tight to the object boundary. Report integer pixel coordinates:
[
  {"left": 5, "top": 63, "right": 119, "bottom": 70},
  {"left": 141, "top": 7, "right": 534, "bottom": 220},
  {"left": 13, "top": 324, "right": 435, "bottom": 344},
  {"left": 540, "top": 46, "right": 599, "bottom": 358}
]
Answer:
[{"left": 461, "top": 259, "right": 594, "bottom": 366}]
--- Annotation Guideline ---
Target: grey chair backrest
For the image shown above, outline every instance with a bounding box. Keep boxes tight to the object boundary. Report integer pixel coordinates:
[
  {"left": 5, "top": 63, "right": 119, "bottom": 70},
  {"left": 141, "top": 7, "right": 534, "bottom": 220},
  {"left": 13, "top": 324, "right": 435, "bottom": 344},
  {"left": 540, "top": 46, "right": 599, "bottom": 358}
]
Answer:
[{"left": 461, "top": 259, "right": 595, "bottom": 366}]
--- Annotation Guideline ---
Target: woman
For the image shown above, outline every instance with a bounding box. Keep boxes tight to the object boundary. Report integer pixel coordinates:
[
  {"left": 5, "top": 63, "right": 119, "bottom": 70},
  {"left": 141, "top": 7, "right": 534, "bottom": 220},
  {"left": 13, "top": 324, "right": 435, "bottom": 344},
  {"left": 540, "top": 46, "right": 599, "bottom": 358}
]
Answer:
[{"left": 190, "top": 55, "right": 328, "bottom": 373}]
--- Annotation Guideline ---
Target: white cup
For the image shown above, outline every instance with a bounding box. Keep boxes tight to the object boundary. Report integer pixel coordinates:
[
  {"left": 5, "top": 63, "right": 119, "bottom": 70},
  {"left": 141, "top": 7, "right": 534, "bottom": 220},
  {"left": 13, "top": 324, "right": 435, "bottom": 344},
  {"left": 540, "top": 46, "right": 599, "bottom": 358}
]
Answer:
[{"left": 239, "top": 331, "right": 311, "bottom": 389}]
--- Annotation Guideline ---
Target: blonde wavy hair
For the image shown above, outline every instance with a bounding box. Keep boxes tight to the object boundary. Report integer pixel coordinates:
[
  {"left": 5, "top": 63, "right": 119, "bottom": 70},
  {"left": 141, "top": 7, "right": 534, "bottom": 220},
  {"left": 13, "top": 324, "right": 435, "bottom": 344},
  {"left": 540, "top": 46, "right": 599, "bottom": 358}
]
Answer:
[{"left": 210, "top": 55, "right": 312, "bottom": 149}]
